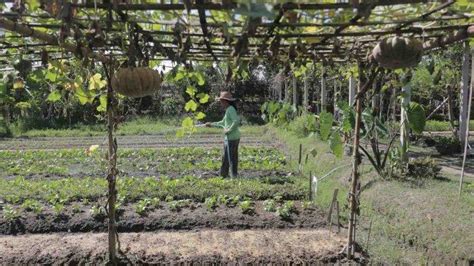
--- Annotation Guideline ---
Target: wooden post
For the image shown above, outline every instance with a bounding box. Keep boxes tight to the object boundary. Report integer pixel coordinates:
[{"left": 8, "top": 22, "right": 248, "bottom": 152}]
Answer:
[
  {"left": 447, "top": 85, "right": 458, "bottom": 137},
  {"left": 278, "top": 73, "right": 284, "bottom": 101},
  {"left": 104, "top": 63, "right": 118, "bottom": 265},
  {"left": 349, "top": 75, "right": 356, "bottom": 106},
  {"left": 309, "top": 171, "right": 313, "bottom": 201},
  {"left": 459, "top": 41, "right": 471, "bottom": 145},
  {"left": 298, "top": 143, "right": 303, "bottom": 173},
  {"left": 459, "top": 49, "right": 474, "bottom": 196},
  {"left": 327, "top": 188, "right": 339, "bottom": 223},
  {"left": 335, "top": 201, "right": 340, "bottom": 233},
  {"left": 298, "top": 143, "right": 302, "bottom": 165},
  {"left": 303, "top": 73, "right": 309, "bottom": 109},
  {"left": 321, "top": 65, "right": 327, "bottom": 112},
  {"left": 293, "top": 73, "right": 298, "bottom": 108},
  {"left": 347, "top": 62, "right": 364, "bottom": 259}
]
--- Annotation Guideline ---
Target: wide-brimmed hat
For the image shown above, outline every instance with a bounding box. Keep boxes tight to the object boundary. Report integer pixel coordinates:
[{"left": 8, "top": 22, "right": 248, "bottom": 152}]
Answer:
[{"left": 215, "top": 91, "right": 236, "bottom": 102}]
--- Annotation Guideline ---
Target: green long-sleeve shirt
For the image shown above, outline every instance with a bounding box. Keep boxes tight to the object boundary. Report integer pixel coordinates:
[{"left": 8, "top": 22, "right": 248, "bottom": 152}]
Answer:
[{"left": 211, "top": 106, "right": 241, "bottom": 140}]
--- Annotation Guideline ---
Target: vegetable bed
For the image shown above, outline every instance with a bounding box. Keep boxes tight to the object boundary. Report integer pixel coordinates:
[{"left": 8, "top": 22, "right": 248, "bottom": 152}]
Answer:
[{"left": 0, "top": 145, "right": 325, "bottom": 235}]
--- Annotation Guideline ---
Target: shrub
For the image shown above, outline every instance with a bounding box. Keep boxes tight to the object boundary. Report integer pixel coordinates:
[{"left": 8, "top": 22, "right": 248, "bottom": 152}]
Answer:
[
  {"left": 288, "top": 113, "right": 317, "bottom": 137},
  {"left": 0, "top": 118, "right": 11, "bottom": 138},
  {"left": 407, "top": 157, "right": 441, "bottom": 179},
  {"left": 433, "top": 136, "right": 461, "bottom": 155}
]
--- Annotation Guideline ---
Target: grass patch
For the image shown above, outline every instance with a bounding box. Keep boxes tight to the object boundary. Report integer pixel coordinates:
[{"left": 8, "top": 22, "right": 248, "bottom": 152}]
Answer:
[
  {"left": 265, "top": 126, "right": 351, "bottom": 211},
  {"left": 8, "top": 117, "right": 265, "bottom": 138},
  {"left": 424, "top": 120, "right": 474, "bottom": 132}
]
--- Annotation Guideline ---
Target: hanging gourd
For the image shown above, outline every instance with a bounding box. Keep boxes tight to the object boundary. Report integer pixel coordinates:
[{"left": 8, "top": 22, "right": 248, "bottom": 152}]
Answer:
[
  {"left": 111, "top": 67, "right": 162, "bottom": 98},
  {"left": 371, "top": 36, "right": 423, "bottom": 69}
]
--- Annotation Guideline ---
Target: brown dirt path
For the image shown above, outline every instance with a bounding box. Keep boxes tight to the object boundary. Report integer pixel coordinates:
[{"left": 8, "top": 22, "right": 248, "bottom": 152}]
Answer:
[{"left": 0, "top": 229, "right": 345, "bottom": 264}]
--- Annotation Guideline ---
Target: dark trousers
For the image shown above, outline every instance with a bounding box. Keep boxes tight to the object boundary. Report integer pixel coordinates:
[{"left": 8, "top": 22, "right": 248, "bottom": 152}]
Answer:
[{"left": 221, "top": 139, "right": 239, "bottom": 177}]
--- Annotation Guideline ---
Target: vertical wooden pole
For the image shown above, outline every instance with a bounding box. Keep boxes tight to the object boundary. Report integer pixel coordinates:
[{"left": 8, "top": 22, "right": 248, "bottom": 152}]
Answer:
[
  {"left": 105, "top": 64, "right": 117, "bottom": 265},
  {"left": 391, "top": 86, "right": 397, "bottom": 121},
  {"left": 293, "top": 73, "right": 298, "bottom": 108},
  {"left": 459, "top": 41, "right": 471, "bottom": 145},
  {"left": 309, "top": 171, "right": 313, "bottom": 201},
  {"left": 303, "top": 73, "right": 309, "bottom": 109},
  {"left": 321, "top": 65, "right": 327, "bottom": 112},
  {"left": 447, "top": 85, "right": 458, "bottom": 137},
  {"left": 349, "top": 75, "right": 356, "bottom": 106},
  {"left": 278, "top": 73, "right": 283, "bottom": 101},
  {"left": 327, "top": 188, "right": 339, "bottom": 223},
  {"left": 284, "top": 77, "right": 290, "bottom": 103},
  {"left": 347, "top": 62, "right": 364, "bottom": 259},
  {"left": 459, "top": 49, "right": 474, "bottom": 196}
]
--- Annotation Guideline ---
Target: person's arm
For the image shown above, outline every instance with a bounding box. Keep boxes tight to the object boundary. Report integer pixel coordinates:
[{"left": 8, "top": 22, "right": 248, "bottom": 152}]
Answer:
[
  {"left": 224, "top": 107, "right": 239, "bottom": 134},
  {"left": 211, "top": 119, "right": 225, "bottom": 128}
]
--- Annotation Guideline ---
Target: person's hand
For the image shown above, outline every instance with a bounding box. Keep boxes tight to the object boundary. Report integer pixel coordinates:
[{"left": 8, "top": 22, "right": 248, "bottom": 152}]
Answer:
[
  {"left": 205, "top": 122, "right": 212, "bottom": 127},
  {"left": 224, "top": 128, "right": 230, "bottom": 134}
]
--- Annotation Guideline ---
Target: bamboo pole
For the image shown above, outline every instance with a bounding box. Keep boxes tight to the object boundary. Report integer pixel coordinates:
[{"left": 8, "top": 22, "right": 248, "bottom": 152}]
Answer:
[{"left": 459, "top": 49, "right": 474, "bottom": 196}]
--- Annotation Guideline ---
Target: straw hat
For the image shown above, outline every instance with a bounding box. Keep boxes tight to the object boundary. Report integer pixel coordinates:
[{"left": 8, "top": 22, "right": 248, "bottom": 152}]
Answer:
[{"left": 215, "top": 91, "right": 236, "bottom": 102}]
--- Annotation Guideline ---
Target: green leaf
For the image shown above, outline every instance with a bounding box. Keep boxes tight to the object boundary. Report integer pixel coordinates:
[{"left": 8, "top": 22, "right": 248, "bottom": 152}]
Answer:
[
  {"left": 197, "top": 93, "right": 210, "bottom": 104},
  {"left": 45, "top": 70, "right": 58, "bottom": 82},
  {"left": 319, "top": 111, "right": 333, "bottom": 141},
  {"left": 27, "top": 0, "right": 41, "bottom": 11},
  {"left": 175, "top": 71, "right": 185, "bottom": 81},
  {"left": 75, "top": 87, "right": 93, "bottom": 105},
  {"left": 184, "top": 100, "right": 198, "bottom": 112},
  {"left": 186, "top": 86, "right": 197, "bottom": 97},
  {"left": 88, "top": 73, "right": 107, "bottom": 91},
  {"left": 195, "top": 112, "right": 206, "bottom": 120},
  {"left": 176, "top": 128, "right": 185, "bottom": 138},
  {"left": 46, "top": 90, "right": 62, "bottom": 102},
  {"left": 181, "top": 117, "right": 194, "bottom": 128},
  {"left": 309, "top": 148, "right": 318, "bottom": 157},
  {"left": 195, "top": 72, "right": 205, "bottom": 86},
  {"left": 329, "top": 132, "right": 343, "bottom": 158},
  {"left": 407, "top": 102, "right": 426, "bottom": 134},
  {"left": 96, "top": 94, "right": 107, "bottom": 112}
]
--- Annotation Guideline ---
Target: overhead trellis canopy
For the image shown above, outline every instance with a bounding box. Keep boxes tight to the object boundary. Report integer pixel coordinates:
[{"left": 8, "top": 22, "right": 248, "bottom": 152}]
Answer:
[{"left": 0, "top": 0, "right": 473, "bottom": 68}]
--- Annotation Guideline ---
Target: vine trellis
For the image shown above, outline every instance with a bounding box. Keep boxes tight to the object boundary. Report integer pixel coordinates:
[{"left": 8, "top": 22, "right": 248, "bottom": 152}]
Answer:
[{"left": 0, "top": 0, "right": 473, "bottom": 263}]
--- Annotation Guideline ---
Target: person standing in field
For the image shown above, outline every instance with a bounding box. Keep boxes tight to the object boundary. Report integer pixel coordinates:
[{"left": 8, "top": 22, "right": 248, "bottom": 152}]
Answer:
[{"left": 206, "top": 91, "right": 240, "bottom": 178}]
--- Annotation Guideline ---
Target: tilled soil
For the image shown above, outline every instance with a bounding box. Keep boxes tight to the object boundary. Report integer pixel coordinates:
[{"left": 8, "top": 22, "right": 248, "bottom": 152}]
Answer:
[
  {"left": 0, "top": 134, "right": 273, "bottom": 150},
  {"left": 0, "top": 201, "right": 329, "bottom": 235},
  {"left": 0, "top": 229, "right": 347, "bottom": 264}
]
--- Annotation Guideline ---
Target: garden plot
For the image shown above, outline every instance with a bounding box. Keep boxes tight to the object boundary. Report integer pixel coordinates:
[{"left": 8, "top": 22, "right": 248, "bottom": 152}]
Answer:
[
  {"left": 0, "top": 133, "right": 272, "bottom": 150},
  {"left": 0, "top": 146, "right": 289, "bottom": 179},
  {"left": 0, "top": 143, "right": 326, "bottom": 233},
  {"left": 0, "top": 138, "right": 346, "bottom": 263}
]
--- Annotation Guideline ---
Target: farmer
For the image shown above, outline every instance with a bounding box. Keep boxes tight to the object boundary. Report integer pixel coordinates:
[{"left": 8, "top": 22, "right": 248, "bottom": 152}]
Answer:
[{"left": 206, "top": 91, "right": 240, "bottom": 178}]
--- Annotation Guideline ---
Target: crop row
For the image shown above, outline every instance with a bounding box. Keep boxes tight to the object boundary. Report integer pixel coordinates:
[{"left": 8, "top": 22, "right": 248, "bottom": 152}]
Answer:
[
  {"left": 0, "top": 147, "right": 287, "bottom": 177},
  {"left": 0, "top": 174, "right": 307, "bottom": 206}
]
